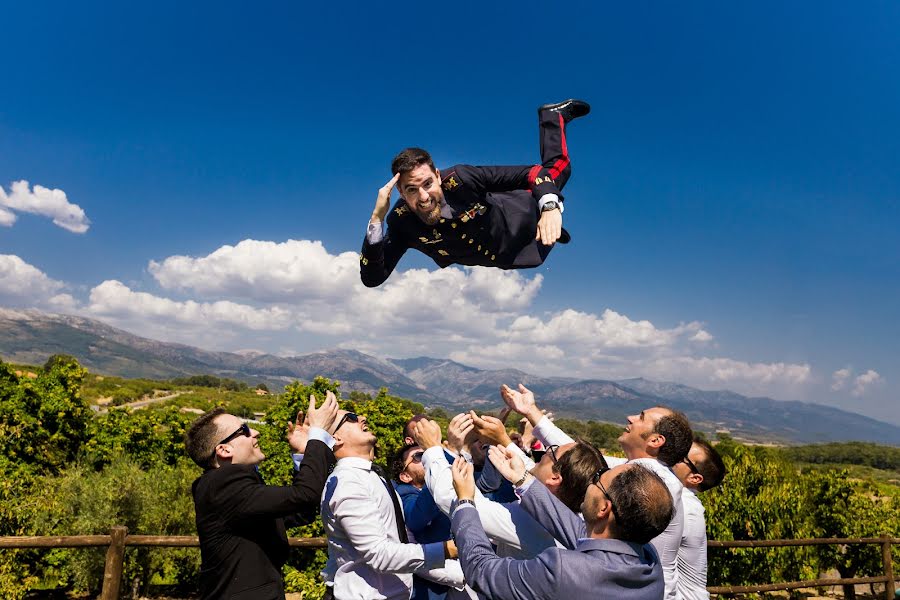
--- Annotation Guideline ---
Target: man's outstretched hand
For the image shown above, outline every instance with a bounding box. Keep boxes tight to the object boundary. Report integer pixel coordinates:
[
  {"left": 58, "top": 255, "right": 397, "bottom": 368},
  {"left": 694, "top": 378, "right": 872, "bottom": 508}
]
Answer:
[
  {"left": 500, "top": 384, "right": 544, "bottom": 425},
  {"left": 413, "top": 418, "right": 444, "bottom": 450},
  {"left": 307, "top": 391, "right": 339, "bottom": 433},
  {"left": 372, "top": 173, "right": 401, "bottom": 223},
  {"left": 451, "top": 456, "right": 476, "bottom": 501},
  {"left": 536, "top": 208, "right": 562, "bottom": 244},
  {"left": 487, "top": 445, "right": 528, "bottom": 485}
]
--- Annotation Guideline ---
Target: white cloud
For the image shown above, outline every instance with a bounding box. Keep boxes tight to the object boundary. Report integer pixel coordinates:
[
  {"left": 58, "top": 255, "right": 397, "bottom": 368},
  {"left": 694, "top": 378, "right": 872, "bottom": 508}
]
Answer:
[
  {"left": 658, "top": 356, "right": 812, "bottom": 386},
  {"left": 0, "top": 237, "right": 820, "bottom": 401},
  {"left": 852, "top": 369, "right": 882, "bottom": 397},
  {"left": 86, "top": 280, "right": 293, "bottom": 331},
  {"left": 690, "top": 330, "right": 713, "bottom": 343},
  {"left": 148, "top": 239, "right": 360, "bottom": 302},
  {"left": 0, "top": 206, "right": 16, "bottom": 227},
  {"left": 506, "top": 309, "right": 706, "bottom": 349},
  {"left": 831, "top": 368, "right": 851, "bottom": 391},
  {"left": 0, "top": 254, "right": 66, "bottom": 306},
  {"left": 0, "top": 180, "right": 90, "bottom": 233}
]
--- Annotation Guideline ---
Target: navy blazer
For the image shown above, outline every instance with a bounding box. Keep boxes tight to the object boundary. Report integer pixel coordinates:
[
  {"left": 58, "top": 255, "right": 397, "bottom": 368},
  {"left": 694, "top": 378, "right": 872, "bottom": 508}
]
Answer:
[{"left": 452, "top": 481, "right": 664, "bottom": 600}]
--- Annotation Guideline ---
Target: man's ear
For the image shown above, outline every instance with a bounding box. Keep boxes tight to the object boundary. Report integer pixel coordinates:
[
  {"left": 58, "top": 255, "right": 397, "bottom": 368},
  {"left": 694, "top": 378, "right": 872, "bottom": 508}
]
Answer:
[
  {"left": 648, "top": 433, "right": 666, "bottom": 451},
  {"left": 687, "top": 472, "right": 704, "bottom": 488},
  {"left": 435, "top": 168, "right": 441, "bottom": 186},
  {"left": 214, "top": 444, "right": 233, "bottom": 462},
  {"left": 398, "top": 470, "right": 412, "bottom": 484}
]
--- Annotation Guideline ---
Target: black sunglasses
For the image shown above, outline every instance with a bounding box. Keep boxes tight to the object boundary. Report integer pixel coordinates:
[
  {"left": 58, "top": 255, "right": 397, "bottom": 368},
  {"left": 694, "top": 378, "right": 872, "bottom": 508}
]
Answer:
[
  {"left": 404, "top": 450, "right": 425, "bottom": 470},
  {"left": 591, "top": 466, "right": 620, "bottom": 520},
  {"left": 546, "top": 444, "right": 561, "bottom": 464},
  {"left": 682, "top": 455, "right": 700, "bottom": 475},
  {"left": 217, "top": 423, "right": 251, "bottom": 447},
  {"left": 334, "top": 412, "right": 360, "bottom": 433}
]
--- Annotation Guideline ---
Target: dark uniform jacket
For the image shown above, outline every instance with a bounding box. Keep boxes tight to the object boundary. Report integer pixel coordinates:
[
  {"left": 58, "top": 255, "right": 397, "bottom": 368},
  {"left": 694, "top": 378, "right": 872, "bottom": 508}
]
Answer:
[
  {"left": 360, "top": 164, "right": 563, "bottom": 287},
  {"left": 192, "top": 440, "right": 336, "bottom": 600}
]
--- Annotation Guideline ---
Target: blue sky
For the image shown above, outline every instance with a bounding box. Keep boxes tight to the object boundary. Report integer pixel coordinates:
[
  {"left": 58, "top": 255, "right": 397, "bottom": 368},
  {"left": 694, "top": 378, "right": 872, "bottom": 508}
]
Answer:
[{"left": 1, "top": 2, "right": 898, "bottom": 425}]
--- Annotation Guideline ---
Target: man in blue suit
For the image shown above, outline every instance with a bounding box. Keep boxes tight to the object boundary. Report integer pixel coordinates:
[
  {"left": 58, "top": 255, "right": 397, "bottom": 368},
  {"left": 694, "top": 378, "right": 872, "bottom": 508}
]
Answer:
[{"left": 449, "top": 448, "right": 673, "bottom": 600}]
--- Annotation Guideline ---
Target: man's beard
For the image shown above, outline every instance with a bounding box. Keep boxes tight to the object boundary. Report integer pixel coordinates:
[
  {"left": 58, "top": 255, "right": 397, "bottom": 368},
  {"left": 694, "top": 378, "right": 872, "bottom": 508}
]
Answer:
[{"left": 413, "top": 197, "right": 443, "bottom": 225}]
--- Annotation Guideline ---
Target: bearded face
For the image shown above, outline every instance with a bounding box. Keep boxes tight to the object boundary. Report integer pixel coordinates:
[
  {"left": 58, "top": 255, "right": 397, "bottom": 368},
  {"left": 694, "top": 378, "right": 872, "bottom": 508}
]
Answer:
[{"left": 398, "top": 164, "right": 445, "bottom": 225}]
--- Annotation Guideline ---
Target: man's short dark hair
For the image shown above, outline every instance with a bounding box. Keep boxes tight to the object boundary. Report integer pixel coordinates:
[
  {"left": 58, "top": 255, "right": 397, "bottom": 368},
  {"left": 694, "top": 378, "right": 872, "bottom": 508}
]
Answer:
[
  {"left": 391, "top": 148, "right": 436, "bottom": 176},
  {"left": 185, "top": 408, "right": 226, "bottom": 469},
  {"left": 555, "top": 439, "right": 608, "bottom": 514},
  {"left": 403, "top": 414, "right": 428, "bottom": 441},
  {"left": 390, "top": 443, "right": 420, "bottom": 483},
  {"left": 607, "top": 463, "right": 674, "bottom": 545},
  {"left": 651, "top": 407, "right": 693, "bottom": 467},
  {"left": 692, "top": 436, "right": 726, "bottom": 492}
]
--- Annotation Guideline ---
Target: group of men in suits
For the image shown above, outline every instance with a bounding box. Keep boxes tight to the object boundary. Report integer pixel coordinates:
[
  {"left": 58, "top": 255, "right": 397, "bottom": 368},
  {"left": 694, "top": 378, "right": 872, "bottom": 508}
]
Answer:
[{"left": 184, "top": 381, "right": 724, "bottom": 600}]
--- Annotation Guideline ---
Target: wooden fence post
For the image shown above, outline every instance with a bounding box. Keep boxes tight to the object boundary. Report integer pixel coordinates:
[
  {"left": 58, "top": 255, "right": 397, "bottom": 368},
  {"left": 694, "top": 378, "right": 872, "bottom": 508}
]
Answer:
[
  {"left": 883, "top": 537, "right": 896, "bottom": 600},
  {"left": 100, "top": 526, "right": 127, "bottom": 600}
]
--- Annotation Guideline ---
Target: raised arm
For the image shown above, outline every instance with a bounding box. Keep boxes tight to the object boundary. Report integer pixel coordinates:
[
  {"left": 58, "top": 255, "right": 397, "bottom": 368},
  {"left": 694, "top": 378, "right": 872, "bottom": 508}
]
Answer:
[
  {"left": 415, "top": 419, "right": 554, "bottom": 556},
  {"left": 361, "top": 174, "right": 409, "bottom": 287},
  {"left": 501, "top": 384, "right": 575, "bottom": 446},
  {"left": 450, "top": 456, "right": 560, "bottom": 600},
  {"left": 487, "top": 445, "right": 586, "bottom": 549}
]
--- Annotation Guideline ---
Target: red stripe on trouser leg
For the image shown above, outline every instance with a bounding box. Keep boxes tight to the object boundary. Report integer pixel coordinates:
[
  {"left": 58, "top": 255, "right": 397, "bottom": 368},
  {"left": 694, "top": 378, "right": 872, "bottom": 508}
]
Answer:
[{"left": 549, "top": 113, "right": 570, "bottom": 179}]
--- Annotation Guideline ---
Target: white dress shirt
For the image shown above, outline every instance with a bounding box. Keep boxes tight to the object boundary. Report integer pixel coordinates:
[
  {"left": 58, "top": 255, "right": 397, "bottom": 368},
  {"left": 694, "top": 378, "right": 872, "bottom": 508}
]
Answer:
[
  {"left": 421, "top": 446, "right": 559, "bottom": 559},
  {"left": 532, "top": 416, "right": 684, "bottom": 600},
  {"left": 677, "top": 488, "right": 708, "bottom": 600},
  {"left": 321, "top": 456, "right": 448, "bottom": 600}
]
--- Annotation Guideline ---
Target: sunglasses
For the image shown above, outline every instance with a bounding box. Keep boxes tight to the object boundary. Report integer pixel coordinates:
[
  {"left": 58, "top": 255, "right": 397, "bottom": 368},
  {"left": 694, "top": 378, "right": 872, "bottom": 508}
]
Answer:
[
  {"left": 404, "top": 450, "right": 425, "bottom": 470},
  {"left": 216, "top": 423, "right": 251, "bottom": 450},
  {"left": 682, "top": 455, "right": 700, "bottom": 475},
  {"left": 334, "top": 412, "right": 360, "bottom": 433},
  {"left": 591, "top": 466, "right": 620, "bottom": 520},
  {"left": 546, "top": 444, "right": 561, "bottom": 464}
]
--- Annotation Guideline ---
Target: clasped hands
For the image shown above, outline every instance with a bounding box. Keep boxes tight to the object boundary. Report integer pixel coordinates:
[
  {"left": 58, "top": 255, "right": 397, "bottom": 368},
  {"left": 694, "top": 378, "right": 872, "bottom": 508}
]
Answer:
[{"left": 287, "top": 390, "right": 340, "bottom": 454}]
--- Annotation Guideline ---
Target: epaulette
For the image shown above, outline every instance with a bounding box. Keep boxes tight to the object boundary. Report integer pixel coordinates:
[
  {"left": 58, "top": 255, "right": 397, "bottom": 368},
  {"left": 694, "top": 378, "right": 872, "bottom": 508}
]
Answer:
[
  {"left": 391, "top": 200, "right": 411, "bottom": 218},
  {"left": 441, "top": 168, "right": 463, "bottom": 192}
]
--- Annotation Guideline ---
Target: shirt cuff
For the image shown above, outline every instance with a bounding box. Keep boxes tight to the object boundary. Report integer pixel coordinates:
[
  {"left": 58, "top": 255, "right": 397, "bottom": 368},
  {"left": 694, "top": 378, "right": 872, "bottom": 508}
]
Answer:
[
  {"left": 422, "top": 542, "right": 445, "bottom": 569},
  {"left": 366, "top": 220, "right": 384, "bottom": 244},
  {"left": 538, "top": 193, "right": 563, "bottom": 214},
  {"left": 532, "top": 415, "right": 557, "bottom": 444},
  {"left": 516, "top": 475, "right": 537, "bottom": 497},
  {"left": 422, "top": 445, "right": 447, "bottom": 470},
  {"left": 292, "top": 454, "right": 304, "bottom": 470},
  {"left": 308, "top": 427, "right": 335, "bottom": 449}
]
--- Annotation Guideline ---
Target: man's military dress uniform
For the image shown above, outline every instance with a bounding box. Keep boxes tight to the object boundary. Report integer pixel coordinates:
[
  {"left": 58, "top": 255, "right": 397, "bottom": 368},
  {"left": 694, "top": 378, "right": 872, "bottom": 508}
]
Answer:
[{"left": 360, "top": 101, "right": 586, "bottom": 288}]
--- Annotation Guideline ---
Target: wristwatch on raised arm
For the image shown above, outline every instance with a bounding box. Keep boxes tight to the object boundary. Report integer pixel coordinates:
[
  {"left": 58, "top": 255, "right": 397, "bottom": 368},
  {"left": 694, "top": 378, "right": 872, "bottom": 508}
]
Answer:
[{"left": 541, "top": 199, "right": 562, "bottom": 213}]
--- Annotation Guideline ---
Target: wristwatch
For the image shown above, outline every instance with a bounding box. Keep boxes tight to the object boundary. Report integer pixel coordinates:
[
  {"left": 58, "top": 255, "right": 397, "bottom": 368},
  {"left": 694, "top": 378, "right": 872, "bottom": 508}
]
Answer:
[{"left": 541, "top": 199, "right": 562, "bottom": 212}]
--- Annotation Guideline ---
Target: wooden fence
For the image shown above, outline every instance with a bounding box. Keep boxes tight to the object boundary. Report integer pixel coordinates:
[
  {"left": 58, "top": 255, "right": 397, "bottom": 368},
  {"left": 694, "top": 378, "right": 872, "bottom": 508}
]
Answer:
[{"left": 1, "top": 530, "right": 898, "bottom": 599}]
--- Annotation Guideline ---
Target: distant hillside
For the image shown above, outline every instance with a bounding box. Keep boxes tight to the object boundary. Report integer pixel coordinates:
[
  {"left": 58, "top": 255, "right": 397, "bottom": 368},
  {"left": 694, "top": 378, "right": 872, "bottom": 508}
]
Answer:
[{"left": 2, "top": 307, "right": 898, "bottom": 445}]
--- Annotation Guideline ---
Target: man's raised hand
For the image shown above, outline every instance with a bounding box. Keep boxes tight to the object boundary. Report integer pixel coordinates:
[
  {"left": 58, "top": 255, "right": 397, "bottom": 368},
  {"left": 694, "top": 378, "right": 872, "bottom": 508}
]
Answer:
[
  {"left": 500, "top": 383, "right": 543, "bottom": 425},
  {"left": 451, "top": 456, "right": 476, "bottom": 500},
  {"left": 470, "top": 411, "right": 512, "bottom": 447},
  {"left": 287, "top": 409, "right": 310, "bottom": 454},
  {"left": 447, "top": 412, "right": 475, "bottom": 453},
  {"left": 372, "top": 173, "right": 401, "bottom": 223},
  {"left": 413, "top": 418, "right": 443, "bottom": 450},
  {"left": 487, "top": 445, "right": 528, "bottom": 485},
  {"left": 306, "top": 391, "right": 339, "bottom": 433}
]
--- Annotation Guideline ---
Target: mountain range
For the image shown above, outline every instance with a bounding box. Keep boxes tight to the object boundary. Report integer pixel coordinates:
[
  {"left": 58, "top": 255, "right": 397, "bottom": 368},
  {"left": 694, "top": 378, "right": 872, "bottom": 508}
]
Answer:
[{"left": 1, "top": 307, "right": 898, "bottom": 446}]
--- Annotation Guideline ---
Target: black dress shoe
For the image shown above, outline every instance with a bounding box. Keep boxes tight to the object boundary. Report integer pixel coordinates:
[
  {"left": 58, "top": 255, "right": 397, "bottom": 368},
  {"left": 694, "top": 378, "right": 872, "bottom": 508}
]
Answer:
[{"left": 538, "top": 99, "right": 590, "bottom": 123}]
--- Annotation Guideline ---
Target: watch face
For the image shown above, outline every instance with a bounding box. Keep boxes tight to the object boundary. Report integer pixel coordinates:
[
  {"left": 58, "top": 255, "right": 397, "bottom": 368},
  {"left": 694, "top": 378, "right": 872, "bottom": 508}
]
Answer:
[{"left": 542, "top": 201, "right": 559, "bottom": 212}]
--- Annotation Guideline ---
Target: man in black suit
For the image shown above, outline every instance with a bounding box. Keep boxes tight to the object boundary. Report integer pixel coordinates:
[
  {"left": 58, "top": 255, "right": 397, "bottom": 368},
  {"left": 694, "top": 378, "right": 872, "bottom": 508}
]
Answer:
[
  {"left": 185, "top": 393, "right": 339, "bottom": 600},
  {"left": 360, "top": 99, "right": 590, "bottom": 287}
]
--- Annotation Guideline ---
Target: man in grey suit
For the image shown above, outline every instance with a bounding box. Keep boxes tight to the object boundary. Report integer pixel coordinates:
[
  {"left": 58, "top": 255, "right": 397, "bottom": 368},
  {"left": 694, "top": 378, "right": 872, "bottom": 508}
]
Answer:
[{"left": 449, "top": 447, "right": 674, "bottom": 600}]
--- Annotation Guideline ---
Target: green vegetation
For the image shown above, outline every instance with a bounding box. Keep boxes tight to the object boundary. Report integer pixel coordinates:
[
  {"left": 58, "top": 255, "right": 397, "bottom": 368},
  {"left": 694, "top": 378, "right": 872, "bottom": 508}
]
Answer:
[{"left": 1, "top": 357, "right": 898, "bottom": 599}]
